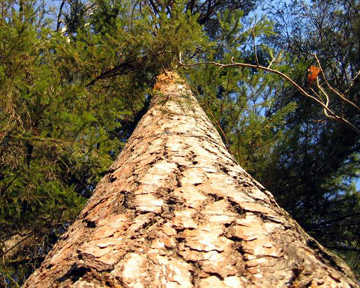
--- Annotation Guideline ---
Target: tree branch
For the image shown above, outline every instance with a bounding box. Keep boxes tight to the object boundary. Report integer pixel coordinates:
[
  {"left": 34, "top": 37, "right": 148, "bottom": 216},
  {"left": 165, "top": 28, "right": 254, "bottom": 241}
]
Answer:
[
  {"left": 85, "top": 61, "right": 136, "bottom": 88},
  {"left": 186, "top": 0, "right": 195, "bottom": 14},
  {"left": 147, "top": 0, "right": 160, "bottom": 16},
  {"left": 56, "top": 0, "right": 66, "bottom": 32},
  {"left": 314, "top": 54, "right": 360, "bottom": 112},
  {"left": 178, "top": 59, "right": 360, "bottom": 135}
]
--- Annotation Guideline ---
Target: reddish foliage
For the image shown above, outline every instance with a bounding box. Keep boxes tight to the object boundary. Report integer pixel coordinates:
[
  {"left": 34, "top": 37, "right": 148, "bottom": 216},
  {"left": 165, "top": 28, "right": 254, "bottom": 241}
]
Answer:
[{"left": 307, "top": 65, "right": 321, "bottom": 86}]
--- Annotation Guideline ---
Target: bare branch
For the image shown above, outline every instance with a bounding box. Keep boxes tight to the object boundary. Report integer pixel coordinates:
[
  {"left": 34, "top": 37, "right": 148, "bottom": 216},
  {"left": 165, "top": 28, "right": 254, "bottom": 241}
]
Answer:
[
  {"left": 314, "top": 54, "right": 360, "bottom": 112},
  {"left": 85, "top": 61, "right": 136, "bottom": 88},
  {"left": 56, "top": 0, "right": 66, "bottom": 32},
  {"left": 179, "top": 60, "right": 360, "bottom": 135},
  {"left": 252, "top": 28, "right": 259, "bottom": 66},
  {"left": 351, "top": 69, "right": 360, "bottom": 83},
  {"left": 147, "top": 0, "right": 160, "bottom": 16},
  {"left": 186, "top": 0, "right": 195, "bottom": 14},
  {"left": 267, "top": 57, "right": 276, "bottom": 68}
]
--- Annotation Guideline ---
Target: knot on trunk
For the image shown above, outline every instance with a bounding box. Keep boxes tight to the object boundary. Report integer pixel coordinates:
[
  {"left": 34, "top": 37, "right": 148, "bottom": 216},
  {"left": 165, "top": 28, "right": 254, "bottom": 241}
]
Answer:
[{"left": 153, "top": 71, "right": 184, "bottom": 91}]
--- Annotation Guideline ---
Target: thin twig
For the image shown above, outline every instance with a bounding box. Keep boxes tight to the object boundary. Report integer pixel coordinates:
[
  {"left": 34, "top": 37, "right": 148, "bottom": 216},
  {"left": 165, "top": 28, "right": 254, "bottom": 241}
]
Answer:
[
  {"left": 252, "top": 28, "right": 259, "bottom": 66},
  {"left": 267, "top": 57, "right": 276, "bottom": 68},
  {"left": 351, "top": 69, "right": 360, "bottom": 83},
  {"left": 0, "top": 231, "right": 34, "bottom": 258},
  {"left": 314, "top": 54, "right": 360, "bottom": 112},
  {"left": 314, "top": 81, "right": 336, "bottom": 120},
  {"left": 56, "top": 1, "right": 66, "bottom": 32},
  {"left": 178, "top": 59, "right": 360, "bottom": 135}
]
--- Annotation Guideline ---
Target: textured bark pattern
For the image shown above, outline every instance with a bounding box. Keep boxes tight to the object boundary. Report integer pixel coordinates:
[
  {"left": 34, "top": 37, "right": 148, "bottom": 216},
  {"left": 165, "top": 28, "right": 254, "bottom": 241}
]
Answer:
[{"left": 24, "top": 72, "right": 358, "bottom": 287}]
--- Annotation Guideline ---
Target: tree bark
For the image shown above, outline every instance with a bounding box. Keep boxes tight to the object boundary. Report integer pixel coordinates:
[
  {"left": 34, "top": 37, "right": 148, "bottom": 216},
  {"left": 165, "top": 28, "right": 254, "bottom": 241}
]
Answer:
[{"left": 24, "top": 72, "right": 358, "bottom": 287}]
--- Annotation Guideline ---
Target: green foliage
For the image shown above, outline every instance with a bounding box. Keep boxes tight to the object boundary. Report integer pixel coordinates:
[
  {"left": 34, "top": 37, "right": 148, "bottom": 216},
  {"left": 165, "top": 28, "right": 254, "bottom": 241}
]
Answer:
[
  {"left": 1, "top": 9, "right": 91, "bottom": 287},
  {"left": 0, "top": 1, "right": 146, "bottom": 285},
  {"left": 262, "top": 0, "right": 360, "bottom": 277},
  {"left": 183, "top": 0, "right": 360, "bottom": 277},
  {"left": 1, "top": 0, "right": 359, "bottom": 285},
  {"left": 181, "top": 11, "right": 297, "bottom": 184},
  {"left": 183, "top": 58, "right": 297, "bottom": 185},
  {"left": 0, "top": 0, "right": 216, "bottom": 285}
]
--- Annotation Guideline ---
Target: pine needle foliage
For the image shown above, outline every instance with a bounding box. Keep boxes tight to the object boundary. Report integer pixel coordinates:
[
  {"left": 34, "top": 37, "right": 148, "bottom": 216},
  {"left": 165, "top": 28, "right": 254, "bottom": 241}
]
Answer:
[
  {"left": 1, "top": 0, "right": 359, "bottom": 285},
  {"left": 0, "top": 0, "right": 218, "bottom": 285}
]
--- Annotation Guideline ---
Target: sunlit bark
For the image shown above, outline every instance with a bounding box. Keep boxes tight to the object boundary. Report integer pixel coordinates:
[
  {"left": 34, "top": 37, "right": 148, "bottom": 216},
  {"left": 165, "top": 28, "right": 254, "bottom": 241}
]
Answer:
[{"left": 24, "top": 72, "right": 358, "bottom": 287}]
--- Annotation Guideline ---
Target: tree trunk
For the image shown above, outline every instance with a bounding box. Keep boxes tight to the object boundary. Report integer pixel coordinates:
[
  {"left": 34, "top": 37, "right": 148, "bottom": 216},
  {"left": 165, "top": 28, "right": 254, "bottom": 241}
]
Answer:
[{"left": 24, "top": 72, "right": 358, "bottom": 287}]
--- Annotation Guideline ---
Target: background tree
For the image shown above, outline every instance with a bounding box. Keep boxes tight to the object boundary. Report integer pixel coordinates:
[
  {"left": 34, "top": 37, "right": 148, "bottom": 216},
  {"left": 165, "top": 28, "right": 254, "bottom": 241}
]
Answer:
[
  {"left": 255, "top": 0, "right": 360, "bottom": 276},
  {"left": 1, "top": 0, "right": 359, "bottom": 285},
  {"left": 0, "top": 0, "right": 155, "bottom": 284},
  {"left": 0, "top": 0, "right": 255, "bottom": 285}
]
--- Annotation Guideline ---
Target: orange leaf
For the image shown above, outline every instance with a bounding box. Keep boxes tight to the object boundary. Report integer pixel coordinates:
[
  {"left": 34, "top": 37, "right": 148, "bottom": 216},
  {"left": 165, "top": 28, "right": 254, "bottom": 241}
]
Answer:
[{"left": 307, "top": 65, "right": 321, "bottom": 86}]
